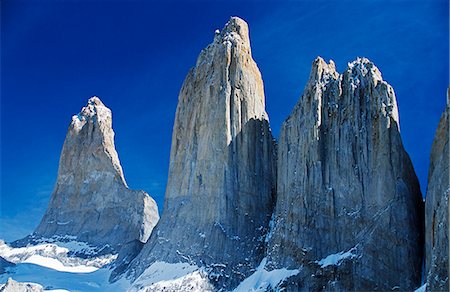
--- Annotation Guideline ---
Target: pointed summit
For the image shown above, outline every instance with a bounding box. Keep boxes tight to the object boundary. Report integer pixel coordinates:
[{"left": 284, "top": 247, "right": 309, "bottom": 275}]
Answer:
[
  {"left": 34, "top": 97, "right": 159, "bottom": 251},
  {"left": 215, "top": 16, "right": 250, "bottom": 47}
]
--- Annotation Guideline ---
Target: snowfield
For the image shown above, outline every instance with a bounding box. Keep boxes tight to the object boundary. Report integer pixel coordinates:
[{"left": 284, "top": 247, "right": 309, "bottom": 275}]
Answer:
[
  {"left": 0, "top": 238, "right": 116, "bottom": 270},
  {"left": 129, "top": 261, "right": 213, "bottom": 291},
  {"left": 0, "top": 238, "right": 126, "bottom": 291}
]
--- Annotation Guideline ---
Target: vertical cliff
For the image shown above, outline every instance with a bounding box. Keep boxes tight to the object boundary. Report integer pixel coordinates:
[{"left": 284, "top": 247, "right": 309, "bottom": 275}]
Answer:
[
  {"left": 425, "top": 89, "right": 449, "bottom": 291},
  {"left": 127, "top": 17, "right": 276, "bottom": 288},
  {"left": 267, "top": 57, "right": 423, "bottom": 290}
]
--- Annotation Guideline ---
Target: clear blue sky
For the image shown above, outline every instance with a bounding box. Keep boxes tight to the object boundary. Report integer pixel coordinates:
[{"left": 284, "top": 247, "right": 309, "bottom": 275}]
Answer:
[{"left": 1, "top": 0, "right": 448, "bottom": 242}]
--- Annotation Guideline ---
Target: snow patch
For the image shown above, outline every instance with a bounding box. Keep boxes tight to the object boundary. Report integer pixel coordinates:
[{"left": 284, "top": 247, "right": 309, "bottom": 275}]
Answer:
[
  {"left": 129, "top": 261, "right": 212, "bottom": 292},
  {"left": 315, "top": 246, "right": 358, "bottom": 268},
  {"left": 71, "top": 114, "right": 85, "bottom": 131},
  {"left": 23, "top": 255, "right": 99, "bottom": 273},
  {"left": 234, "top": 258, "right": 299, "bottom": 291}
]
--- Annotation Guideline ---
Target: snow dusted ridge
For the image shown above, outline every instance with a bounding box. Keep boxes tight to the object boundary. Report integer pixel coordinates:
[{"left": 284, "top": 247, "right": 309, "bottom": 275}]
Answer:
[
  {"left": 0, "top": 237, "right": 116, "bottom": 272},
  {"left": 0, "top": 239, "right": 128, "bottom": 291}
]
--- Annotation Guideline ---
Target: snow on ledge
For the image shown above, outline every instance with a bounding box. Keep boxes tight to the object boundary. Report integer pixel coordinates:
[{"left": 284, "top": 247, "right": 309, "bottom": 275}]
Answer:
[
  {"left": 23, "top": 255, "right": 99, "bottom": 273},
  {"left": 234, "top": 258, "right": 299, "bottom": 292},
  {"left": 315, "top": 246, "right": 358, "bottom": 268},
  {"left": 129, "top": 261, "right": 212, "bottom": 292}
]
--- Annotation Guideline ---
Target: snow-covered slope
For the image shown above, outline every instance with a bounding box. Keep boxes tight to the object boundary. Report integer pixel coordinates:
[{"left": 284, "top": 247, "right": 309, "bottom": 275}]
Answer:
[
  {"left": 2, "top": 238, "right": 301, "bottom": 291},
  {"left": 0, "top": 239, "right": 127, "bottom": 291},
  {"left": 0, "top": 240, "right": 222, "bottom": 291},
  {"left": 129, "top": 261, "right": 213, "bottom": 291}
]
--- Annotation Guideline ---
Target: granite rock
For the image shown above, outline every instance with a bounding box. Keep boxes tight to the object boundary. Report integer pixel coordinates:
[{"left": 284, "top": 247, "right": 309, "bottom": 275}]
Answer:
[
  {"left": 125, "top": 17, "right": 276, "bottom": 289},
  {"left": 425, "top": 88, "right": 449, "bottom": 291},
  {"left": 267, "top": 57, "right": 424, "bottom": 290},
  {"left": 0, "top": 278, "right": 43, "bottom": 292},
  {"left": 34, "top": 97, "right": 159, "bottom": 251}
]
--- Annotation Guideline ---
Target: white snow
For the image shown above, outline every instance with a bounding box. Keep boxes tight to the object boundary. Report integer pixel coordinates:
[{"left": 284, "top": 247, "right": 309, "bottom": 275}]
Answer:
[
  {"left": 315, "top": 246, "right": 358, "bottom": 268},
  {"left": 56, "top": 221, "right": 72, "bottom": 225},
  {"left": 0, "top": 239, "right": 128, "bottom": 291},
  {"left": 0, "top": 239, "right": 114, "bottom": 266},
  {"left": 23, "top": 255, "right": 99, "bottom": 273},
  {"left": 129, "top": 261, "right": 212, "bottom": 292},
  {"left": 234, "top": 258, "right": 299, "bottom": 292},
  {"left": 71, "top": 114, "right": 85, "bottom": 131},
  {"left": 0, "top": 262, "right": 130, "bottom": 292}
]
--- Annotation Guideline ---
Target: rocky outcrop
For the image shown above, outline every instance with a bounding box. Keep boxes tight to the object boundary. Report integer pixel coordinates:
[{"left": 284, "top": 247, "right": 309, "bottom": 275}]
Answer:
[
  {"left": 126, "top": 17, "right": 276, "bottom": 288},
  {"left": 267, "top": 57, "right": 424, "bottom": 290},
  {"left": 0, "top": 278, "right": 43, "bottom": 292},
  {"left": 425, "top": 88, "right": 449, "bottom": 291},
  {"left": 34, "top": 97, "right": 159, "bottom": 251}
]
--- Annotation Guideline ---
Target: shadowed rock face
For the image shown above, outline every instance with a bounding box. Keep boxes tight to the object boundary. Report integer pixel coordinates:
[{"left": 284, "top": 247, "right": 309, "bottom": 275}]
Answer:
[
  {"left": 425, "top": 89, "right": 449, "bottom": 291},
  {"left": 126, "top": 17, "right": 276, "bottom": 288},
  {"left": 268, "top": 57, "right": 423, "bottom": 290},
  {"left": 34, "top": 97, "right": 159, "bottom": 251}
]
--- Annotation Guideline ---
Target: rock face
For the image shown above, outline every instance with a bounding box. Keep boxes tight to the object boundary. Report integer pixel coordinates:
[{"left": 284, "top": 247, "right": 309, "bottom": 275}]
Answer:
[
  {"left": 34, "top": 97, "right": 159, "bottom": 251},
  {"left": 127, "top": 17, "right": 276, "bottom": 288},
  {"left": 425, "top": 89, "right": 449, "bottom": 291},
  {"left": 267, "top": 57, "right": 423, "bottom": 290},
  {"left": 0, "top": 278, "right": 43, "bottom": 292}
]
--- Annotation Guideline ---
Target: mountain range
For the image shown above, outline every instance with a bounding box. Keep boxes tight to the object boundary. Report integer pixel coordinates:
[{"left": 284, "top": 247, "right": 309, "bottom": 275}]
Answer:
[{"left": 1, "top": 17, "right": 447, "bottom": 292}]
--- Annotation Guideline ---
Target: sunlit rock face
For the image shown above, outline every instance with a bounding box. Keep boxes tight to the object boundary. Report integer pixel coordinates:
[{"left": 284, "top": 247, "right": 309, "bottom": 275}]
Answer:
[
  {"left": 425, "top": 89, "right": 449, "bottom": 292},
  {"left": 0, "top": 278, "right": 43, "bottom": 292},
  {"left": 267, "top": 57, "right": 424, "bottom": 291},
  {"left": 34, "top": 97, "right": 159, "bottom": 251},
  {"left": 127, "top": 17, "right": 276, "bottom": 288}
]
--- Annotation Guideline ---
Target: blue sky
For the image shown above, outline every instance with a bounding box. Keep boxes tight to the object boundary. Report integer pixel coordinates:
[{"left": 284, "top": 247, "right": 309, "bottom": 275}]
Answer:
[{"left": 1, "top": 0, "right": 448, "bottom": 242}]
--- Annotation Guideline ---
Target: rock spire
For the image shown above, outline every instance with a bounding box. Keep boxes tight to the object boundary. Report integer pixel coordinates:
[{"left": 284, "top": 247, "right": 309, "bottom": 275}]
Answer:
[
  {"left": 34, "top": 97, "right": 159, "bottom": 251},
  {"left": 126, "top": 17, "right": 276, "bottom": 288},
  {"left": 267, "top": 57, "right": 424, "bottom": 290}
]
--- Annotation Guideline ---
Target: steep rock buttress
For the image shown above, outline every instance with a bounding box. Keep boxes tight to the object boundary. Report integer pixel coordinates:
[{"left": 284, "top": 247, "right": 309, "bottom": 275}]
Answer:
[
  {"left": 267, "top": 58, "right": 424, "bottom": 290},
  {"left": 126, "top": 17, "right": 276, "bottom": 288},
  {"left": 425, "top": 88, "right": 449, "bottom": 291},
  {"left": 34, "top": 97, "right": 159, "bottom": 251}
]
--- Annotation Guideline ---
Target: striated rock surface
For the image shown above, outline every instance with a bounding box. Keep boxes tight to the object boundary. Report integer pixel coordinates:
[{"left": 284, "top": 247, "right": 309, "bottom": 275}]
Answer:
[
  {"left": 425, "top": 88, "right": 449, "bottom": 291},
  {"left": 126, "top": 17, "right": 276, "bottom": 288},
  {"left": 267, "top": 57, "right": 423, "bottom": 290},
  {"left": 34, "top": 97, "right": 159, "bottom": 251}
]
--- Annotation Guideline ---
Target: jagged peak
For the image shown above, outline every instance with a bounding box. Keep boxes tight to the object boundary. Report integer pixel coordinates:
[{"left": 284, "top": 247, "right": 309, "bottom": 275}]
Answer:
[
  {"left": 214, "top": 16, "right": 250, "bottom": 49},
  {"left": 71, "top": 96, "right": 111, "bottom": 132},
  {"left": 307, "top": 56, "right": 339, "bottom": 87},
  {"left": 346, "top": 57, "right": 383, "bottom": 84},
  {"left": 87, "top": 95, "right": 104, "bottom": 106}
]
